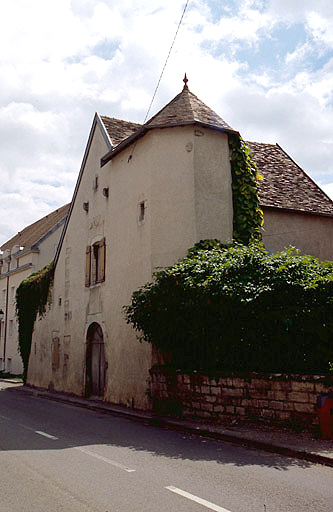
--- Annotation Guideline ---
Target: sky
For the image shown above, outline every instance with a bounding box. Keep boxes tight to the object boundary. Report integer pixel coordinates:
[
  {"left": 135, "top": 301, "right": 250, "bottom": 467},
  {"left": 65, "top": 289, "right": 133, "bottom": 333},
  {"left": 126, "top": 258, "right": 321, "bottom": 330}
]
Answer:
[{"left": 0, "top": 0, "right": 332, "bottom": 245}]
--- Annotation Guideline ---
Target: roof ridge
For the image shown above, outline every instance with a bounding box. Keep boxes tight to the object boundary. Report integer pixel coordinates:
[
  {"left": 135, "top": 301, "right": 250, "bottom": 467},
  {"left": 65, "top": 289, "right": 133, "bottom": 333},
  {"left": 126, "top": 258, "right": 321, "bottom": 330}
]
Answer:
[{"left": 101, "top": 115, "right": 142, "bottom": 127}]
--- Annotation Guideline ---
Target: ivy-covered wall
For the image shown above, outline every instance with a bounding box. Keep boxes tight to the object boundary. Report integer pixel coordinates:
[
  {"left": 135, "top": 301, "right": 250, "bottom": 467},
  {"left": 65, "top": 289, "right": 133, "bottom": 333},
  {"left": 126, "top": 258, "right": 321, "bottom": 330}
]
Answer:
[
  {"left": 228, "top": 134, "right": 264, "bottom": 244},
  {"left": 16, "top": 263, "right": 54, "bottom": 381}
]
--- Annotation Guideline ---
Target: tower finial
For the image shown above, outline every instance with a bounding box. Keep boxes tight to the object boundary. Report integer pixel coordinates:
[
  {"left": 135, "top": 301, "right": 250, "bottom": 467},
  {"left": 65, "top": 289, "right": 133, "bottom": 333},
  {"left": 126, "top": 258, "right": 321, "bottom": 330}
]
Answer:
[{"left": 183, "top": 73, "right": 188, "bottom": 89}]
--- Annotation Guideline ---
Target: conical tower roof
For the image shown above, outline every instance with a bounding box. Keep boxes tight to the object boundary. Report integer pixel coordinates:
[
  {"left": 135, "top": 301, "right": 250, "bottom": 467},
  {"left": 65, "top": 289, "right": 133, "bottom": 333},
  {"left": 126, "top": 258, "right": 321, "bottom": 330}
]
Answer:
[
  {"left": 145, "top": 75, "right": 237, "bottom": 133},
  {"left": 101, "top": 76, "right": 237, "bottom": 165}
]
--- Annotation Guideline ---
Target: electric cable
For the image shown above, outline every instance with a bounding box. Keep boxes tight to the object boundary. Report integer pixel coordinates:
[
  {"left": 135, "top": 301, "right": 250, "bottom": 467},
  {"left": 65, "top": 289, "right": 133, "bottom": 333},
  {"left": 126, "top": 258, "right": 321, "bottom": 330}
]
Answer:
[
  {"left": 128, "top": 0, "right": 190, "bottom": 162},
  {"left": 143, "top": 0, "right": 190, "bottom": 124}
]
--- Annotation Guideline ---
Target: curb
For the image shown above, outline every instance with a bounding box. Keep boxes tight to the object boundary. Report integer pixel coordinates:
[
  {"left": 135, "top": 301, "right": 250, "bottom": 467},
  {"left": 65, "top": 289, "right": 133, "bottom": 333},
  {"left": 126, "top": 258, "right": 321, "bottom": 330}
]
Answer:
[
  {"left": 10, "top": 384, "right": 333, "bottom": 468},
  {"left": 156, "top": 418, "right": 333, "bottom": 468}
]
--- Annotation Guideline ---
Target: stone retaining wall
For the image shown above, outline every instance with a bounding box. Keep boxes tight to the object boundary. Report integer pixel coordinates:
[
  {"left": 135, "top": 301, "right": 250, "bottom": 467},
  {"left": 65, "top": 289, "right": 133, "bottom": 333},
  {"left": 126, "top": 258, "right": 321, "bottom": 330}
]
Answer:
[{"left": 150, "top": 368, "right": 333, "bottom": 431}]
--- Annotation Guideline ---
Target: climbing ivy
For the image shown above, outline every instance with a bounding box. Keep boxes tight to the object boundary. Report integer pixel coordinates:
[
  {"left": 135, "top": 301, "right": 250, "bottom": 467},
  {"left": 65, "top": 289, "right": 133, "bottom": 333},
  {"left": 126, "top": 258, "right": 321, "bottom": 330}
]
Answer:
[
  {"left": 125, "top": 243, "right": 333, "bottom": 374},
  {"left": 15, "top": 262, "right": 54, "bottom": 382},
  {"left": 228, "top": 134, "right": 264, "bottom": 244}
]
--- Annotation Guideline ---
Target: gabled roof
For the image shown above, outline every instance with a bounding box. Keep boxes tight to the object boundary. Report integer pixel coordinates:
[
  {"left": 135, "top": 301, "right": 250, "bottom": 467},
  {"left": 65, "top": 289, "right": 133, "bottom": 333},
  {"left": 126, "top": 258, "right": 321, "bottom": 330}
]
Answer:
[
  {"left": 100, "top": 116, "right": 141, "bottom": 148},
  {"left": 247, "top": 142, "right": 333, "bottom": 217},
  {"left": 1, "top": 204, "right": 70, "bottom": 253},
  {"left": 101, "top": 82, "right": 238, "bottom": 165}
]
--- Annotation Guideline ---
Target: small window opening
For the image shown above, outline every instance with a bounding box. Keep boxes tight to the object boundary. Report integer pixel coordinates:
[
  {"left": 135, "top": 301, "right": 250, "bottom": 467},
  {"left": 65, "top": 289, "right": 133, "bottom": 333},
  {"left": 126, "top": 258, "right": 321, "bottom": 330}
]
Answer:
[
  {"left": 139, "top": 201, "right": 145, "bottom": 223},
  {"left": 93, "top": 175, "right": 98, "bottom": 191}
]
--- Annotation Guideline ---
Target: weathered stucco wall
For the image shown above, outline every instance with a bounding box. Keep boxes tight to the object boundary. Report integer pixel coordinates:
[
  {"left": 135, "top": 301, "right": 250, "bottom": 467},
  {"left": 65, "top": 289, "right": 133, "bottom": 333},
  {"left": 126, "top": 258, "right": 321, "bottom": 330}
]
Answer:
[
  {"left": 27, "top": 123, "right": 234, "bottom": 409},
  {"left": 150, "top": 368, "right": 333, "bottom": 431},
  {"left": 262, "top": 208, "right": 333, "bottom": 261},
  {"left": 193, "top": 128, "right": 233, "bottom": 245}
]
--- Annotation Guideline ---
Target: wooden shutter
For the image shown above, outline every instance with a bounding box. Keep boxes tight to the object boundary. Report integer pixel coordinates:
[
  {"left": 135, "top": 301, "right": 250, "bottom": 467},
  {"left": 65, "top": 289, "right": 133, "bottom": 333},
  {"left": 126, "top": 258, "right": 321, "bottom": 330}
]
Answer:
[
  {"left": 85, "top": 246, "right": 91, "bottom": 287},
  {"left": 98, "top": 238, "right": 106, "bottom": 283}
]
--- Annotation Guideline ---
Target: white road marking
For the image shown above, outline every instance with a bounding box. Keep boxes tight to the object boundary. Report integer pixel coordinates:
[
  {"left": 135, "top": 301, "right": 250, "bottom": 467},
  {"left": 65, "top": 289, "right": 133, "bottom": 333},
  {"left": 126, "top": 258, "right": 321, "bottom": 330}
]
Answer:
[
  {"left": 75, "top": 446, "right": 136, "bottom": 473},
  {"left": 35, "top": 430, "right": 59, "bottom": 440},
  {"left": 0, "top": 414, "right": 10, "bottom": 420},
  {"left": 166, "top": 486, "right": 232, "bottom": 512}
]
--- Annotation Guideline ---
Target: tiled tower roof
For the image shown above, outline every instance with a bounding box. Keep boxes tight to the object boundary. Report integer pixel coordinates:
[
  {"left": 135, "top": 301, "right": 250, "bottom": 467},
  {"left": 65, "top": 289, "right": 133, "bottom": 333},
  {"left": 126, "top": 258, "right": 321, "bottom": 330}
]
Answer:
[{"left": 145, "top": 81, "right": 237, "bottom": 134}]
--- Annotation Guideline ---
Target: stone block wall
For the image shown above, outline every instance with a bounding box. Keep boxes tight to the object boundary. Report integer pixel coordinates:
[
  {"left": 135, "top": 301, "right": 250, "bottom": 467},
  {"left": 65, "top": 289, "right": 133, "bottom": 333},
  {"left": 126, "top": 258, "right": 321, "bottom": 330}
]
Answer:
[{"left": 150, "top": 368, "right": 333, "bottom": 431}]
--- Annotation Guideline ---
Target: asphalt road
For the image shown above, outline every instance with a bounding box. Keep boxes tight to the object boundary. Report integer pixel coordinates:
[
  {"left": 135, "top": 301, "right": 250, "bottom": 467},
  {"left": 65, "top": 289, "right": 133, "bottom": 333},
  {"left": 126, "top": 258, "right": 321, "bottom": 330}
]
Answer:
[{"left": 0, "top": 382, "right": 332, "bottom": 512}]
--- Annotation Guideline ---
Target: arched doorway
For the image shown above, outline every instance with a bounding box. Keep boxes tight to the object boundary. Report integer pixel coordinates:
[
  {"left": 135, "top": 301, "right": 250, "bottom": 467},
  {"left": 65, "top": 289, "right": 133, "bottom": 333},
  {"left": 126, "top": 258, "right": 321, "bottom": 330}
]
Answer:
[{"left": 86, "top": 322, "right": 106, "bottom": 398}]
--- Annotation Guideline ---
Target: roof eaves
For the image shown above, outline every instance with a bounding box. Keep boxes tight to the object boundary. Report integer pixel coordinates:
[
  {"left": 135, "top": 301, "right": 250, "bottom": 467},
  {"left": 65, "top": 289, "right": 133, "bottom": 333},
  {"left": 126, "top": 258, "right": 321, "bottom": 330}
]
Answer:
[
  {"left": 101, "top": 125, "right": 148, "bottom": 166},
  {"left": 101, "top": 120, "right": 239, "bottom": 166},
  {"left": 262, "top": 204, "right": 333, "bottom": 219},
  {"left": 29, "top": 215, "right": 68, "bottom": 252}
]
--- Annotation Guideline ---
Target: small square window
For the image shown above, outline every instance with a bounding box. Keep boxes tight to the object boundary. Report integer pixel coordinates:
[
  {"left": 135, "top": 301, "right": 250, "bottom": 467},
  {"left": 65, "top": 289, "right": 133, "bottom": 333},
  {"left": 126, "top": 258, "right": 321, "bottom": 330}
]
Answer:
[
  {"left": 93, "top": 175, "right": 98, "bottom": 191},
  {"left": 138, "top": 201, "right": 146, "bottom": 225}
]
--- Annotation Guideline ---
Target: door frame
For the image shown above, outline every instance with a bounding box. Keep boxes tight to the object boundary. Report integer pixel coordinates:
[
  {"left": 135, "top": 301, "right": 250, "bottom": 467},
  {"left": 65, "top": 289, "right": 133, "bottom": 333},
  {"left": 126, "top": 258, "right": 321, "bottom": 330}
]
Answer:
[{"left": 85, "top": 321, "right": 107, "bottom": 398}]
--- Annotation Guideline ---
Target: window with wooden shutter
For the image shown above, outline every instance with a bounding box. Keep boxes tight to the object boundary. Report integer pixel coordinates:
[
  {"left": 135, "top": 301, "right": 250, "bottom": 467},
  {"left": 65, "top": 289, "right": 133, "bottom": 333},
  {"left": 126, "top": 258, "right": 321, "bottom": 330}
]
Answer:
[
  {"left": 86, "top": 239, "right": 106, "bottom": 286},
  {"left": 85, "top": 246, "right": 91, "bottom": 287},
  {"left": 98, "top": 238, "right": 106, "bottom": 283}
]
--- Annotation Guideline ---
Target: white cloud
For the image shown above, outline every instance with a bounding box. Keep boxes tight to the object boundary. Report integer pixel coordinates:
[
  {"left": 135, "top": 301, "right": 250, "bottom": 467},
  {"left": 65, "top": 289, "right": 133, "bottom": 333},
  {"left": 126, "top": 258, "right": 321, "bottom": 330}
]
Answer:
[{"left": 307, "top": 11, "right": 333, "bottom": 46}]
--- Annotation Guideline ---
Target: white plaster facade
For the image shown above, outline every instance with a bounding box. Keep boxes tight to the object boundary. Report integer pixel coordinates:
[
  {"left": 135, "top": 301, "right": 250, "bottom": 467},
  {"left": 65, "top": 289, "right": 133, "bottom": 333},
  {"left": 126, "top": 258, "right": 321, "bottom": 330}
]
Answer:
[{"left": 27, "top": 111, "right": 234, "bottom": 409}]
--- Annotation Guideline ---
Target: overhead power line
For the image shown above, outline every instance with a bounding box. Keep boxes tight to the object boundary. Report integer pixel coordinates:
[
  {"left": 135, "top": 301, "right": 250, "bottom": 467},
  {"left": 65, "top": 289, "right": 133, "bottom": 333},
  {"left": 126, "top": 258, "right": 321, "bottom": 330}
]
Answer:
[{"left": 143, "top": 0, "right": 190, "bottom": 124}]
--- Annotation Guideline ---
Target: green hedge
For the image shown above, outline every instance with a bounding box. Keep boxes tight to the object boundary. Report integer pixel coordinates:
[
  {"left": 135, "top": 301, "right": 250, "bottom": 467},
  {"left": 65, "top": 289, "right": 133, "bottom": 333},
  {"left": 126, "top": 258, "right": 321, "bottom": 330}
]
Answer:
[{"left": 125, "top": 243, "right": 333, "bottom": 374}]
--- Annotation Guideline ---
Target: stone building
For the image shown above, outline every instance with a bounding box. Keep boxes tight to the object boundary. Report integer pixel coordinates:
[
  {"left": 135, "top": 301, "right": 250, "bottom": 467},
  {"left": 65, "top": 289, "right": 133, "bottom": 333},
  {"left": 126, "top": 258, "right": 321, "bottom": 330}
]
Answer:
[{"left": 26, "top": 79, "right": 333, "bottom": 407}]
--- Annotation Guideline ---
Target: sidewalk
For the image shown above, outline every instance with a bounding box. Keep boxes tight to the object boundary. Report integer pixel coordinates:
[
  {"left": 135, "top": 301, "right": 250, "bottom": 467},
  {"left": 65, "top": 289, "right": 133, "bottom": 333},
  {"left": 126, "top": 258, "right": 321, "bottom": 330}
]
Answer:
[{"left": 3, "top": 380, "right": 333, "bottom": 468}]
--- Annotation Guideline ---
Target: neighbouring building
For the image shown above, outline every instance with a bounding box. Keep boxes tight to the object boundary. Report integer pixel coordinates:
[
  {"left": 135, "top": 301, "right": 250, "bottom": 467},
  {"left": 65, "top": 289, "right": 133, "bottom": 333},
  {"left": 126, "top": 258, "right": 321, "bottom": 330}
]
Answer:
[
  {"left": 26, "top": 78, "right": 333, "bottom": 408},
  {"left": 0, "top": 204, "right": 69, "bottom": 374}
]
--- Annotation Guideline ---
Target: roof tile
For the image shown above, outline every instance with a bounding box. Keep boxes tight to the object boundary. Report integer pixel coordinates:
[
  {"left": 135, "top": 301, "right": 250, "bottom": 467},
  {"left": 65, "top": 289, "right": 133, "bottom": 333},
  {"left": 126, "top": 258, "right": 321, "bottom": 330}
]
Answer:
[
  {"left": 100, "top": 116, "right": 141, "bottom": 147},
  {"left": 247, "top": 141, "right": 333, "bottom": 217},
  {"left": 145, "top": 85, "right": 236, "bottom": 133}
]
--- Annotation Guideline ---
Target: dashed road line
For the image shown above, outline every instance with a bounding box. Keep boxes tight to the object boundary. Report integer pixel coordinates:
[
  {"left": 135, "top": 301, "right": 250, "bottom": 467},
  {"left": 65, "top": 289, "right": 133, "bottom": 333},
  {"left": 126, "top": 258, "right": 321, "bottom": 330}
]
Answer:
[
  {"left": 166, "top": 486, "right": 232, "bottom": 512},
  {"left": 35, "top": 430, "right": 59, "bottom": 440},
  {"left": 75, "top": 446, "right": 136, "bottom": 473}
]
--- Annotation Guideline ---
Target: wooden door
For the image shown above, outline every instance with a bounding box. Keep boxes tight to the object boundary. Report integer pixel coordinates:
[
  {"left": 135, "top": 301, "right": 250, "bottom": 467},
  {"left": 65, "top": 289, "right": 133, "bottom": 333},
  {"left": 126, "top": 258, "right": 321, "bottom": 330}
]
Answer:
[{"left": 86, "top": 323, "right": 105, "bottom": 397}]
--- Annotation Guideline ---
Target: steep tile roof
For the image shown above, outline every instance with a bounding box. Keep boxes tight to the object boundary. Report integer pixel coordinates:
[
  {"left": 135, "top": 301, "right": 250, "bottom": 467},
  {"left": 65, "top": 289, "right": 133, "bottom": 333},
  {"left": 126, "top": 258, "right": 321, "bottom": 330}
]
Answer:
[
  {"left": 1, "top": 203, "right": 70, "bottom": 253},
  {"left": 100, "top": 116, "right": 141, "bottom": 148},
  {"left": 145, "top": 83, "right": 237, "bottom": 133},
  {"left": 247, "top": 142, "right": 333, "bottom": 217}
]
